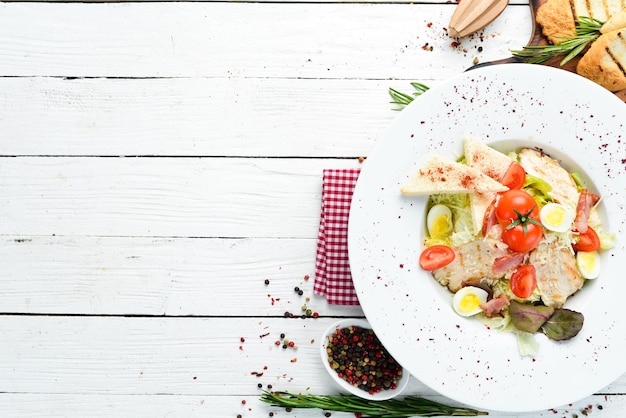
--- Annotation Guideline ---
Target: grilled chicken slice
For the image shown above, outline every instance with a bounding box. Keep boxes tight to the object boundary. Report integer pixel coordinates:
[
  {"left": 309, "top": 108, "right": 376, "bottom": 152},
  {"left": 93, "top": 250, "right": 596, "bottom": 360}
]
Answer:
[
  {"left": 433, "top": 238, "right": 508, "bottom": 292},
  {"left": 529, "top": 237, "right": 584, "bottom": 308},
  {"left": 518, "top": 149, "right": 580, "bottom": 211}
]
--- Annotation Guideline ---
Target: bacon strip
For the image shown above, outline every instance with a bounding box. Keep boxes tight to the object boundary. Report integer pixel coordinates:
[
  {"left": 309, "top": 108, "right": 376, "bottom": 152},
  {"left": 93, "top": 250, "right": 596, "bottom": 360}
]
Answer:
[
  {"left": 574, "top": 189, "right": 600, "bottom": 234},
  {"left": 480, "top": 294, "right": 510, "bottom": 318},
  {"left": 492, "top": 252, "right": 525, "bottom": 275},
  {"left": 481, "top": 197, "right": 498, "bottom": 237}
]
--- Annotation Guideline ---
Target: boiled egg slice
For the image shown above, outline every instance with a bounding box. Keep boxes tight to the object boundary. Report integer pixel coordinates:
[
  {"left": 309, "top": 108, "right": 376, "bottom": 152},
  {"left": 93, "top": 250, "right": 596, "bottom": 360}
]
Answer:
[
  {"left": 427, "top": 204, "right": 453, "bottom": 238},
  {"left": 452, "top": 286, "right": 489, "bottom": 317},
  {"left": 576, "top": 250, "right": 601, "bottom": 279},
  {"left": 539, "top": 203, "right": 574, "bottom": 233}
]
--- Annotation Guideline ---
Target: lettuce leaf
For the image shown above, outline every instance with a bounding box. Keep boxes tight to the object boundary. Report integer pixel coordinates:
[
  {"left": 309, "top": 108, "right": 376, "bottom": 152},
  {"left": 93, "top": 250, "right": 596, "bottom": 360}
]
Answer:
[
  {"left": 426, "top": 194, "right": 476, "bottom": 247},
  {"left": 516, "top": 331, "right": 540, "bottom": 357},
  {"left": 523, "top": 175, "right": 553, "bottom": 206},
  {"left": 541, "top": 309, "right": 584, "bottom": 341},
  {"left": 509, "top": 300, "right": 554, "bottom": 333}
]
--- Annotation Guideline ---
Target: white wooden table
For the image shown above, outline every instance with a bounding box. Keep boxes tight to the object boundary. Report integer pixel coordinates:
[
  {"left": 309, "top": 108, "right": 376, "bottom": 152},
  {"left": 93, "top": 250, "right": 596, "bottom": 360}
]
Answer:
[{"left": 0, "top": 1, "right": 623, "bottom": 417}]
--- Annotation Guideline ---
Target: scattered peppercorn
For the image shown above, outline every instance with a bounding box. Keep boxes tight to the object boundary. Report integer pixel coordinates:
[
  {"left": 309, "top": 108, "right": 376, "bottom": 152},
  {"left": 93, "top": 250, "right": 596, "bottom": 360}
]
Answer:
[
  {"left": 280, "top": 333, "right": 285, "bottom": 339},
  {"left": 324, "top": 413, "right": 332, "bottom": 417},
  {"left": 240, "top": 337, "right": 245, "bottom": 343},
  {"left": 294, "top": 286, "right": 300, "bottom": 292},
  {"left": 264, "top": 279, "right": 270, "bottom": 285},
  {"left": 325, "top": 325, "right": 403, "bottom": 395},
  {"left": 237, "top": 415, "right": 242, "bottom": 418},
  {"left": 257, "top": 383, "right": 262, "bottom": 388},
  {"left": 269, "top": 413, "right": 274, "bottom": 417}
]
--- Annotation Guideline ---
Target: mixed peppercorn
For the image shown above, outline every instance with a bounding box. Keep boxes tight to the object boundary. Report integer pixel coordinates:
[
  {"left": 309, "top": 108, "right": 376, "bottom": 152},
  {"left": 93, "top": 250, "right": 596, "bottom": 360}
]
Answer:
[{"left": 325, "top": 325, "right": 403, "bottom": 395}]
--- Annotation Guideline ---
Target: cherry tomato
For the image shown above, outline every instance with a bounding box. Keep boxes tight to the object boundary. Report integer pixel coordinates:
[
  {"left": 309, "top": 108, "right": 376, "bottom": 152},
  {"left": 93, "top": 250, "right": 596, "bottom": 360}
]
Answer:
[
  {"left": 510, "top": 264, "right": 537, "bottom": 299},
  {"left": 501, "top": 221, "right": 543, "bottom": 253},
  {"left": 572, "top": 226, "right": 601, "bottom": 252},
  {"left": 501, "top": 162, "right": 526, "bottom": 190},
  {"left": 419, "top": 245, "right": 455, "bottom": 271},
  {"left": 495, "top": 189, "right": 538, "bottom": 225}
]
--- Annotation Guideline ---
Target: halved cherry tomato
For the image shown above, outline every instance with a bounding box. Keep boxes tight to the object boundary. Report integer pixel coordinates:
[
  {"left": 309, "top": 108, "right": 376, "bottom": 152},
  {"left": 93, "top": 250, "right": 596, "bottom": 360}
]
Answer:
[
  {"left": 501, "top": 162, "right": 526, "bottom": 190},
  {"left": 495, "top": 189, "right": 538, "bottom": 225},
  {"left": 501, "top": 222, "right": 543, "bottom": 252},
  {"left": 572, "top": 226, "right": 601, "bottom": 252},
  {"left": 419, "top": 245, "right": 455, "bottom": 271},
  {"left": 510, "top": 264, "right": 537, "bottom": 299}
]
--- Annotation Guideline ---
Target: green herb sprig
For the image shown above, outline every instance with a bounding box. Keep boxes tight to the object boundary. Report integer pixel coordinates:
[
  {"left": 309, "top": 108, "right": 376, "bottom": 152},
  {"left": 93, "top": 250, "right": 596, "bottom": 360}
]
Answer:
[
  {"left": 511, "top": 16, "right": 605, "bottom": 65},
  {"left": 389, "top": 82, "right": 429, "bottom": 111},
  {"left": 260, "top": 391, "right": 488, "bottom": 417}
]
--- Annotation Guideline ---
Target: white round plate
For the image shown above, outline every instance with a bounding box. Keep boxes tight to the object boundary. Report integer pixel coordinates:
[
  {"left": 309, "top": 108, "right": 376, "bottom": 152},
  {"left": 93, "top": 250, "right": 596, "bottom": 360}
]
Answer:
[{"left": 348, "top": 63, "right": 626, "bottom": 413}]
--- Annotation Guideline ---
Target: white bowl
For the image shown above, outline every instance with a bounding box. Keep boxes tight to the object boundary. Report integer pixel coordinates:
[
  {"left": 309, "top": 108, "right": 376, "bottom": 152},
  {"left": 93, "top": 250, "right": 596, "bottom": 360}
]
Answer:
[{"left": 319, "top": 318, "right": 410, "bottom": 400}]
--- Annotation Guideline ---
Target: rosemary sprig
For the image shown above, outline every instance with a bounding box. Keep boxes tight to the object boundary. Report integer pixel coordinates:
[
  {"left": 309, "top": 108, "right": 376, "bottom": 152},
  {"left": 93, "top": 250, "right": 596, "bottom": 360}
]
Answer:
[
  {"left": 260, "top": 391, "right": 489, "bottom": 417},
  {"left": 511, "top": 16, "right": 605, "bottom": 65},
  {"left": 389, "top": 82, "right": 429, "bottom": 111}
]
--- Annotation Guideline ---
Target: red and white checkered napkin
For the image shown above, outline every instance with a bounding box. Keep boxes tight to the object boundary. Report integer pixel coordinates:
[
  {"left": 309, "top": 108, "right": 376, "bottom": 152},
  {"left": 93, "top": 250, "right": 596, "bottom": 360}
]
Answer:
[{"left": 313, "top": 168, "right": 361, "bottom": 305}]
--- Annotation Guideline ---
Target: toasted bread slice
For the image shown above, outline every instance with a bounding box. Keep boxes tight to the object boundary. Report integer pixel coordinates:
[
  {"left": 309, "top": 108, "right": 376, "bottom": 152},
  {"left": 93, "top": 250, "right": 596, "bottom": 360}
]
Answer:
[
  {"left": 602, "top": 10, "right": 626, "bottom": 33},
  {"left": 577, "top": 28, "right": 626, "bottom": 92},
  {"left": 470, "top": 191, "right": 496, "bottom": 235},
  {"left": 400, "top": 155, "right": 509, "bottom": 196},
  {"left": 464, "top": 137, "right": 514, "bottom": 182},
  {"left": 572, "top": 0, "right": 625, "bottom": 22},
  {"left": 537, "top": 0, "right": 625, "bottom": 45},
  {"left": 536, "top": 0, "right": 576, "bottom": 44}
]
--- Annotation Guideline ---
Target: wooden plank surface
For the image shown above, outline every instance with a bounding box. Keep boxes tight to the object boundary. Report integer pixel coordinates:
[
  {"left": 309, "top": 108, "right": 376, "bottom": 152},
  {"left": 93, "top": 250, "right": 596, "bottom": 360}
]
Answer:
[
  {"left": 0, "top": 77, "right": 399, "bottom": 157},
  {"left": 0, "top": 235, "right": 366, "bottom": 316},
  {"left": 0, "top": 3, "right": 531, "bottom": 78},
  {"left": 0, "top": 157, "right": 362, "bottom": 238},
  {"left": 1, "top": 1, "right": 624, "bottom": 417}
]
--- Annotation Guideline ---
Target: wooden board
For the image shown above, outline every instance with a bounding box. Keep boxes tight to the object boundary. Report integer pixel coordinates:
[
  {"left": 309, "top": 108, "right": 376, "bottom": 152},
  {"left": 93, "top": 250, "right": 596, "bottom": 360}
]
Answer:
[{"left": 470, "top": 0, "right": 626, "bottom": 101}]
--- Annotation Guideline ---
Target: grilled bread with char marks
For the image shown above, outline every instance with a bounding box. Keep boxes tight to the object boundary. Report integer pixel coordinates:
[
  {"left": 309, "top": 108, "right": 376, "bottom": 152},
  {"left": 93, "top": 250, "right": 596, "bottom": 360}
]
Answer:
[
  {"left": 577, "top": 27, "right": 626, "bottom": 91},
  {"left": 536, "top": 0, "right": 625, "bottom": 44},
  {"left": 535, "top": 0, "right": 626, "bottom": 91}
]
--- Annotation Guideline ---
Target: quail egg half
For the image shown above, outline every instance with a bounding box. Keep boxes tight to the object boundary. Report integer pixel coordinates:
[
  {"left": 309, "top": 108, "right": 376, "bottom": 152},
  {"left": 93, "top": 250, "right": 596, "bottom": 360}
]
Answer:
[
  {"left": 539, "top": 203, "right": 574, "bottom": 233},
  {"left": 426, "top": 204, "right": 453, "bottom": 238},
  {"left": 452, "top": 286, "right": 489, "bottom": 317}
]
